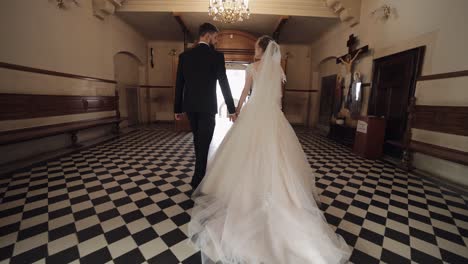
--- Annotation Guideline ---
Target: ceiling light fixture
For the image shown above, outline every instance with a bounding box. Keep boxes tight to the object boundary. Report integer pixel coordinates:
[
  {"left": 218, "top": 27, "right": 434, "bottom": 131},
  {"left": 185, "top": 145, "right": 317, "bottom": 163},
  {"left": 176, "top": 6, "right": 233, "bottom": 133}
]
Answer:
[{"left": 208, "top": 0, "right": 250, "bottom": 24}]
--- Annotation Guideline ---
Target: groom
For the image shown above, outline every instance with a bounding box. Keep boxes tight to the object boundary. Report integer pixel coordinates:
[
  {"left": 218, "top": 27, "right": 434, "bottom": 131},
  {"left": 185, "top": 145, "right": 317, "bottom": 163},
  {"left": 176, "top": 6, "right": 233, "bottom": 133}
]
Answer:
[{"left": 174, "top": 23, "right": 237, "bottom": 191}]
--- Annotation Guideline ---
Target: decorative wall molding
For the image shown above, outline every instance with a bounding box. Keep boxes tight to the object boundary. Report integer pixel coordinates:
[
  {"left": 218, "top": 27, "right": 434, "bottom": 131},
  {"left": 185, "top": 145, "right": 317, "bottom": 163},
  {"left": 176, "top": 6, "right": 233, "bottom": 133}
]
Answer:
[
  {"left": 323, "top": 0, "right": 361, "bottom": 27},
  {"left": 0, "top": 62, "right": 116, "bottom": 84},
  {"left": 93, "top": 0, "right": 126, "bottom": 19},
  {"left": 418, "top": 70, "right": 468, "bottom": 81}
]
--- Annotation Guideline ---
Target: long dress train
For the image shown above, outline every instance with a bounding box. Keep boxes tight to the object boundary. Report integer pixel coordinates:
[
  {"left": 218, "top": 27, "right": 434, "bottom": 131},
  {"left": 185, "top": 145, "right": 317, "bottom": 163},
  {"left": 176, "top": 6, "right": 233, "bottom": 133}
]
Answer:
[{"left": 188, "top": 42, "right": 352, "bottom": 264}]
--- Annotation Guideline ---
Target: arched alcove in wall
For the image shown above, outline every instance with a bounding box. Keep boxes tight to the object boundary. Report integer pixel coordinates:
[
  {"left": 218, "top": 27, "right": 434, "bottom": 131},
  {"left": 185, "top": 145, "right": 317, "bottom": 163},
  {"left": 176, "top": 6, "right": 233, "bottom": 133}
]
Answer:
[
  {"left": 309, "top": 56, "right": 341, "bottom": 129},
  {"left": 114, "top": 51, "right": 145, "bottom": 127}
]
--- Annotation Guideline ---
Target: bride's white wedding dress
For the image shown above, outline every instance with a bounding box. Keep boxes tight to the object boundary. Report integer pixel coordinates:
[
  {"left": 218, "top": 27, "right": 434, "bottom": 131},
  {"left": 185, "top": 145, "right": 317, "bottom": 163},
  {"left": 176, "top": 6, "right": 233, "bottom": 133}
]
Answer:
[{"left": 188, "top": 42, "right": 352, "bottom": 264}]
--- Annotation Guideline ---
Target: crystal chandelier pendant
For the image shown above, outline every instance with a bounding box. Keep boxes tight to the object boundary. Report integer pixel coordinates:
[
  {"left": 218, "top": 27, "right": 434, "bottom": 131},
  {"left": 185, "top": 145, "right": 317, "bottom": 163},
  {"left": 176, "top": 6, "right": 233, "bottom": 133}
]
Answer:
[{"left": 208, "top": 0, "right": 251, "bottom": 24}]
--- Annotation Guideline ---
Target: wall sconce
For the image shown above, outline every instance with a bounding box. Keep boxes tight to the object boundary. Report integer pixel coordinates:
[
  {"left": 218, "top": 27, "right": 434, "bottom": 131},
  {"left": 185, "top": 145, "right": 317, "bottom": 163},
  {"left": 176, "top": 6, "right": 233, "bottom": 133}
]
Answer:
[
  {"left": 168, "top": 49, "right": 178, "bottom": 56},
  {"left": 371, "top": 4, "right": 392, "bottom": 20}
]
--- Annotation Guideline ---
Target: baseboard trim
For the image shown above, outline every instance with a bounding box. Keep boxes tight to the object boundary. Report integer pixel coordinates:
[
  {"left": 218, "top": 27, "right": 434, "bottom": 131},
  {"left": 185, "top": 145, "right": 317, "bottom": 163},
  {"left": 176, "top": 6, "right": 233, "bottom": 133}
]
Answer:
[
  {"left": 411, "top": 168, "right": 468, "bottom": 196},
  {"left": 380, "top": 155, "right": 468, "bottom": 196},
  {"left": 0, "top": 128, "right": 138, "bottom": 178}
]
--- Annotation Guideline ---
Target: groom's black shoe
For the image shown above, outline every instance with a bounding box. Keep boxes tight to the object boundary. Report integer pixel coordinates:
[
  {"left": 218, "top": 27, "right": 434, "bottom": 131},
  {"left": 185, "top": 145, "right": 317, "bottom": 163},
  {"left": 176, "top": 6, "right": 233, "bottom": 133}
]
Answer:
[
  {"left": 191, "top": 178, "right": 202, "bottom": 192},
  {"left": 186, "top": 189, "right": 194, "bottom": 197}
]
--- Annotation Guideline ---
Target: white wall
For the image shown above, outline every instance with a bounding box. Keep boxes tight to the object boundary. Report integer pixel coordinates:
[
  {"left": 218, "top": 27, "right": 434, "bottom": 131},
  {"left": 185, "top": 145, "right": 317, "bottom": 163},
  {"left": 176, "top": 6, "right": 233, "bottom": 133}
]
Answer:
[
  {"left": 309, "top": 0, "right": 468, "bottom": 186},
  {"left": 0, "top": 0, "right": 147, "bottom": 165},
  {"left": 311, "top": 0, "right": 468, "bottom": 79},
  {"left": 146, "top": 40, "right": 184, "bottom": 121},
  {"left": 0, "top": 0, "right": 146, "bottom": 80},
  {"left": 281, "top": 44, "right": 313, "bottom": 125}
]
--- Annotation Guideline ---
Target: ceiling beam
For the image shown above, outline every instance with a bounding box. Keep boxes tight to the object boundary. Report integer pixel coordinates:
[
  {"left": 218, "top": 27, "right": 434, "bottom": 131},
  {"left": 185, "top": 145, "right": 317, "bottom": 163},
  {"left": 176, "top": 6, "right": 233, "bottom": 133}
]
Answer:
[
  {"left": 120, "top": 0, "right": 337, "bottom": 18},
  {"left": 173, "top": 12, "right": 194, "bottom": 44},
  {"left": 272, "top": 16, "right": 289, "bottom": 42}
]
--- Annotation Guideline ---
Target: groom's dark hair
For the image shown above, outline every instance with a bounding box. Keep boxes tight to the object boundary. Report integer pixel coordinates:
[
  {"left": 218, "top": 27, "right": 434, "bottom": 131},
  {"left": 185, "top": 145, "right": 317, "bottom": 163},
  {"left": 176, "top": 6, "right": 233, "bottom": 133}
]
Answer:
[{"left": 199, "top": 23, "right": 219, "bottom": 37}]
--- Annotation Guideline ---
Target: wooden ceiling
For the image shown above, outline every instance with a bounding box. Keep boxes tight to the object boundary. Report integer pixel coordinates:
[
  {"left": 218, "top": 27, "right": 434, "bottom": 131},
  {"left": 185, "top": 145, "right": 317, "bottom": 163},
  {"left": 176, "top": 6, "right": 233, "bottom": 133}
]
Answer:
[{"left": 116, "top": 0, "right": 341, "bottom": 44}]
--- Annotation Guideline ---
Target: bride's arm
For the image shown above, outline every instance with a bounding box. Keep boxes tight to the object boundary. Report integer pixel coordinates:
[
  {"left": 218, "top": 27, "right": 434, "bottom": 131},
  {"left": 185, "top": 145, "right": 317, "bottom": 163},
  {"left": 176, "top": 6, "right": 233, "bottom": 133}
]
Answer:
[{"left": 236, "top": 74, "right": 253, "bottom": 114}]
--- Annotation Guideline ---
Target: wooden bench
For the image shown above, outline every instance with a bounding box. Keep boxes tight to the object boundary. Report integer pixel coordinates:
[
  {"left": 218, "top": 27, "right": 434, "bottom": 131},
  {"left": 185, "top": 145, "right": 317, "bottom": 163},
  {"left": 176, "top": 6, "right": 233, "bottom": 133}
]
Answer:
[
  {"left": 400, "top": 69, "right": 468, "bottom": 169},
  {"left": 402, "top": 98, "right": 468, "bottom": 168},
  {"left": 0, "top": 117, "right": 122, "bottom": 146},
  {"left": 0, "top": 93, "right": 121, "bottom": 147}
]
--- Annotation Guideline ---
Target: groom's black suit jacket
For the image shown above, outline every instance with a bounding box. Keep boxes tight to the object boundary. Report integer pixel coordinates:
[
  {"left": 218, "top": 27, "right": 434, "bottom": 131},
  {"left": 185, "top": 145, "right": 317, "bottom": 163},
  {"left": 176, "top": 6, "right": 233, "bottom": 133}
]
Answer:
[{"left": 174, "top": 44, "right": 236, "bottom": 114}]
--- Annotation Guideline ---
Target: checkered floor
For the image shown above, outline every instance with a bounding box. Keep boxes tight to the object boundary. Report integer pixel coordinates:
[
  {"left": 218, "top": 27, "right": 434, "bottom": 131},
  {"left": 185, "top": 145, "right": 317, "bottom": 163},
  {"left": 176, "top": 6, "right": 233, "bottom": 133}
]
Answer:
[{"left": 0, "top": 125, "right": 467, "bottom": 264}]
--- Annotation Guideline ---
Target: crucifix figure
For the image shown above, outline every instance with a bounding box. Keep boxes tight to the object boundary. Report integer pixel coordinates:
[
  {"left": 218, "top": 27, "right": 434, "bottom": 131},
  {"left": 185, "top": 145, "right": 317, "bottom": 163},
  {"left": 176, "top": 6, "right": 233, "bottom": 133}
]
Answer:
[
  {"left": 336, "top": 34, "right": 368, "bottom": 73},
  {"left": 336, "top": 34, "right": 368, "bottom": 112},
  {"left": 338, "top": 50, "right": 362, "bottom": 74}
]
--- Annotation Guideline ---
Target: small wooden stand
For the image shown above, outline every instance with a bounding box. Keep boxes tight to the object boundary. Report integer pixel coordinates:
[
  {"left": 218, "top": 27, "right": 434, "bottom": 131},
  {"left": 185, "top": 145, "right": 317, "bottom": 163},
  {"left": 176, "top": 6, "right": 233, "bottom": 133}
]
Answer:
[{"left": 353, "top": 116, "right": 386, "bottom": 159}]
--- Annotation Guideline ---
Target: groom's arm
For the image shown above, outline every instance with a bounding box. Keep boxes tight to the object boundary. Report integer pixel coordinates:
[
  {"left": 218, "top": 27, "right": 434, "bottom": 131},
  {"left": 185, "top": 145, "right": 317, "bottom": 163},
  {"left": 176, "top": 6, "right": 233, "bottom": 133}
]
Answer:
[
  {"left": 216, "top": 52, "right": 236, "bottom": 115},
  {"left": 174, "top": 53, "right": 185, "bottom": 114}
]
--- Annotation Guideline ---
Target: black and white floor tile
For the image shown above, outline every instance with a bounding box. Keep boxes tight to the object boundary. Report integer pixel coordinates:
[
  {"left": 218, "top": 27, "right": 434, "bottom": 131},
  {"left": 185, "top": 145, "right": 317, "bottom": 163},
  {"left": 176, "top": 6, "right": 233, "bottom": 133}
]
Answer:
[{"left": 0, "top": 125, "right": 467, "bottom": 264}]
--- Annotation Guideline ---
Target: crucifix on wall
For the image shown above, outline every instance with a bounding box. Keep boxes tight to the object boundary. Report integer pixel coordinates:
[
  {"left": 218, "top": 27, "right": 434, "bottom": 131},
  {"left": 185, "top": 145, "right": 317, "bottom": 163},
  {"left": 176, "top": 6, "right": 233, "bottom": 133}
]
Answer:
[
  {"left": 335, "top": 34, "right": 369, "bottom": 116},
  {"left": 336, "top": 34, "right": 369, "bottom": 72}
]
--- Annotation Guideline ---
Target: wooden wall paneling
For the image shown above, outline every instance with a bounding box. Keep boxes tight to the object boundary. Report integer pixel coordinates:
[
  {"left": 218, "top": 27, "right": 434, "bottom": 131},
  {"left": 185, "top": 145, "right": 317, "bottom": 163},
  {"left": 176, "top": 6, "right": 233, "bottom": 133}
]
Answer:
[
  {"left": 0, "top": 94, "right": 116, "bottom": 121},
  {"left": 404, "top": 68, "right": 468, "bottom": 169},
  {"left": 217, "top": 30, "right": 257, "bottom": 51},
  {"left": 412, "top": 105, "right": 468, "bottom": 137}
]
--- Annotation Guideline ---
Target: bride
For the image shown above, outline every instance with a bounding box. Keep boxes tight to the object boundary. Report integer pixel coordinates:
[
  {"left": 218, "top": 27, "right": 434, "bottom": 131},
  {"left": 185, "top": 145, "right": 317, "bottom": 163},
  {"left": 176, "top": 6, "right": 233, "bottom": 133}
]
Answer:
[{"left": 188, "top": 35, "right": 352, "bottom": 264}]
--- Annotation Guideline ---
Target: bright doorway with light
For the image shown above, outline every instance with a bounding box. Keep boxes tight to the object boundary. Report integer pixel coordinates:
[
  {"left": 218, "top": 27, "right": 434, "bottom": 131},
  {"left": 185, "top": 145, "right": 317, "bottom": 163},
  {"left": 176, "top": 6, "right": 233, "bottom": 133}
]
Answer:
[
  {"left": 209, "top": 63, "right": 248, "bottom": 156},
  {"left": 217, "top": 63, "right": 248, "bottom": 117}
]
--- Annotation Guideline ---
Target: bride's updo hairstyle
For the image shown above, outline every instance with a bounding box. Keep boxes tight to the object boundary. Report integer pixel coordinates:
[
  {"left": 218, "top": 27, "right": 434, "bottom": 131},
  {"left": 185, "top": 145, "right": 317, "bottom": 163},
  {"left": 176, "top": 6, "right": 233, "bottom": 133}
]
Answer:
[{"left": 257, "top": 35, "right": 274, "bottom": 52}]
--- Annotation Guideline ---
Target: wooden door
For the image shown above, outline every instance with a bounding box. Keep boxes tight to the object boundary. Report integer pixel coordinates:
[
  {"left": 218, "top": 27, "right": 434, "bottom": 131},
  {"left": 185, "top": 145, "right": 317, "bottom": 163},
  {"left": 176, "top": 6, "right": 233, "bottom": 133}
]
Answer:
[
  {"left": 318, "top": 75, "right": 336, "bottom": 127},
  {"left": 369, "top": 47, "right": 424, "bottom": 158},
  {"left": 126, "top": 87, "right": 139, "bottom": 126}
]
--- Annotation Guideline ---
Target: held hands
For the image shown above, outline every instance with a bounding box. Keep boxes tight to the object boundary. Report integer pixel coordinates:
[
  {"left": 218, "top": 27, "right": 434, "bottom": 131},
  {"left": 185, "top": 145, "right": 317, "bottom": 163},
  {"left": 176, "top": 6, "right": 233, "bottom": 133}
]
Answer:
[
  {"left": 176, "top": 112, "right": 238, "bottom": 122},
  {"left": 229, "top": 107, "right": 243, "bottom": 122},
  {"left": 174, "top": 113, "right": 184, "bottom": 120},
  {"left": 229, "top": 112, "right": 238, "bottom": 122}
]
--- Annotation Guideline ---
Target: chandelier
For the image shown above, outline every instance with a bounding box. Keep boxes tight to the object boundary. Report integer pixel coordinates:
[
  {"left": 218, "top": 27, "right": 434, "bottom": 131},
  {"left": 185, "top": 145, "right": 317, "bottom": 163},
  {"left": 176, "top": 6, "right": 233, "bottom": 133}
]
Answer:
[{"left": 208, "top": 0, "right": 250, "bottom": 24}]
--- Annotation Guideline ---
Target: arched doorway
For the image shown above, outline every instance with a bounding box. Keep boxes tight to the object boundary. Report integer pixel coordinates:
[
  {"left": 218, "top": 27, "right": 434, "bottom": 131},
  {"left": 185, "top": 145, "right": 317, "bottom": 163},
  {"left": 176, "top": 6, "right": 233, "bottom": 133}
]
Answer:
[
  {"left": 114, "top": 52, "right": 144, "bottom": 127},
  {"left": 174, "top": 30, "right": 287, "bottom": 131},
  {"left": 217, "top": 30, "right": 257, "bottom": 63},
  {"left": 216, "top": 31, "right": 257, "bottom": 118},
  {"left": 175, "top": 30, "right": 258, "bottom": 131},
  {"left": 216, "top": 30, "right": 288, "bottom": 116},
  {"left": 315, "top": 56, "right": 340, "bottom": 131}
]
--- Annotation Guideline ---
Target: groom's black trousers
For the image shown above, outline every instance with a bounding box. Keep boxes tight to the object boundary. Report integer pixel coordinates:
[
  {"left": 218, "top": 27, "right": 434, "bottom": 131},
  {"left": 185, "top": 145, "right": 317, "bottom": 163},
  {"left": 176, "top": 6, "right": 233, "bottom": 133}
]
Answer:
[{"left": 186, "top": 112, "right": 216, "bottom": 190}]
